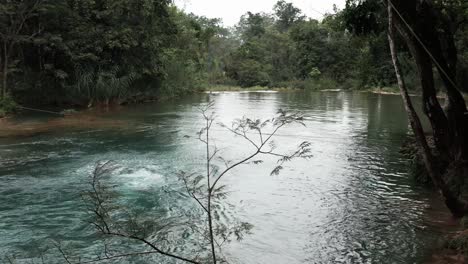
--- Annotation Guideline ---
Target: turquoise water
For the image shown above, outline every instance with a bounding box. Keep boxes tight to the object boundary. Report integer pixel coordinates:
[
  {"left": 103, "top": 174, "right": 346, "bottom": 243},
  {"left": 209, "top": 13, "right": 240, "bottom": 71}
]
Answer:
[{"left": 0, "top": 91, "right": 448, "bottom": 263}]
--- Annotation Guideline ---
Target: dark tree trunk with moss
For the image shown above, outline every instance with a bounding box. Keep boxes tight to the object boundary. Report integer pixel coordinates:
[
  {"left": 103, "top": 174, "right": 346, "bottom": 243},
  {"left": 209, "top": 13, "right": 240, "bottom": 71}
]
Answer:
[{"left": 387, "top": 0, "right": 468, "bottom": 217}]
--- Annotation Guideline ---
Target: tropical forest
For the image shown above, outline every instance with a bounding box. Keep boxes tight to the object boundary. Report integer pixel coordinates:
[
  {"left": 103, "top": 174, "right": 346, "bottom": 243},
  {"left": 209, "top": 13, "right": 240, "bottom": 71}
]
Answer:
[{"left": 1, "top": 0, "right": 468, "bottom": 263}]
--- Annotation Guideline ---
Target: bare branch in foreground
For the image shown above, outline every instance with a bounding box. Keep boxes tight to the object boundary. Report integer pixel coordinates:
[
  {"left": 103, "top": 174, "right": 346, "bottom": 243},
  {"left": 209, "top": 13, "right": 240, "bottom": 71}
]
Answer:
[
  {"left": 67, "top": 102, "right": 312, "bottom": 264},
  {"left": 178, "top": 104, "right": 312, "bottom": 263}
]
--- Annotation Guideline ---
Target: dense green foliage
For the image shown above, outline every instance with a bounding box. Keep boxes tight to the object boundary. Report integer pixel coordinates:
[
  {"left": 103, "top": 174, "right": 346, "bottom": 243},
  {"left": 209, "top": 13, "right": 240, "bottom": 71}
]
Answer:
[
  {"left": 1, "top": 0, "right": 467, "bottom": 112},
  {"left": 223, "top": 0, "right": 467, "bottom": 91},
  {"left": 0, "top": 94, "right": 16, "bottom": 117},
  {"left": 223, "top": 2, "right": 398, "bottom": 90},
  {"left": 0, "top": 0, "right": 226, "bottom": 108},
  {"left": 343, "top": 0, "right": 468, "bottom": 92}
]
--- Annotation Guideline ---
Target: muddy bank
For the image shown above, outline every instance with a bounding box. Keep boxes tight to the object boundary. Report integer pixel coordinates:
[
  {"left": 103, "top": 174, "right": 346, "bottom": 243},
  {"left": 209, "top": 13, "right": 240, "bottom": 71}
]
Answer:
[
  {"left": 427, "top": 229, "right": 468, "bottom": 264},
  {"left": 428, "top": 250, "right": 465, "bottom": 264},
  {"left": 401, "top": 137, "right": 468, "bottom": 263},
  {"left": 424, "top": 215, "right": 466, "bottom": 263},
  {"left": 0, "top": 107, "right": 128, "bottom": 138}
]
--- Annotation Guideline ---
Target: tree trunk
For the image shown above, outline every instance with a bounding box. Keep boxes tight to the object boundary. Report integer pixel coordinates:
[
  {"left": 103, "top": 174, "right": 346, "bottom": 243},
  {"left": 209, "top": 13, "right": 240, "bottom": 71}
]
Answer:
[
  {"left": 2, "top": 42, "right": 7, "bottom": 99},
  {"left": 0, "top": 44, "right": 2, "bottom": 99},
  {"left": 389, "top": 10, "right": 450, "bottom": 160},
  {"left": 390, "top": 0, "right": 468, "bottom": 161},
  {"left": 387, "top": 1, "right": 468, "bottom": 217},
  {"left": 411, "top": 40, "right": 451, "bottom": 159},
  {"left": 419, "top": 5, "right": 468, "bottom": 160}
]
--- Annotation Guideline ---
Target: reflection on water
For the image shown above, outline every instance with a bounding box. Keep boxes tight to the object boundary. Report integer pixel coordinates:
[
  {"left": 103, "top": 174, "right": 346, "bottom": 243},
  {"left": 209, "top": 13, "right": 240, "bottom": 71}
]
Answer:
[{"left": 0, "top": 91, "right": 449, "bottom": 263}]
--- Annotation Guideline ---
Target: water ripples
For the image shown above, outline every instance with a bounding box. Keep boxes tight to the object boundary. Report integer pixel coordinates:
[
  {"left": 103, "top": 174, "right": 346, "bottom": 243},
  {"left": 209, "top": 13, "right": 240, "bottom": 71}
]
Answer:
[{"left": 0, "top": 92, "right": 444, "bottom": 263}]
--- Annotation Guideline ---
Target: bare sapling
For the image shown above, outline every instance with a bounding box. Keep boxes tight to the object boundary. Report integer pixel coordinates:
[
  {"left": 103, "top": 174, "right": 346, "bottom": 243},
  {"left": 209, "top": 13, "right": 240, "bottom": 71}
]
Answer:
[{"left": 58, "top": 102, "right": 312, "bottom": 264}]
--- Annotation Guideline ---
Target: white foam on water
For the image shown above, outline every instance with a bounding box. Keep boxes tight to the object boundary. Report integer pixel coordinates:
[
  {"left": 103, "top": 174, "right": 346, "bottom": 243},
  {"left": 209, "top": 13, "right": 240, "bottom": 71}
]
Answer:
[{"left": 116, "top": 167, "right": 164, "bottom": 190}]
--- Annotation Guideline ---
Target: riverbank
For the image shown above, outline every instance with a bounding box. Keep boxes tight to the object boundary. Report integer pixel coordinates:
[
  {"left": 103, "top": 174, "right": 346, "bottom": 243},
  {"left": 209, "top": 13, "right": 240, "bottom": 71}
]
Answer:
[
  {"left": 401, "top": 137, "right": 468, "bottom": 263},
  {"left": 425, "top": 218, "right": 466, "bottom": 264},
  {"left": 367, "top": 86, "right": 403, "bottom": 96},
  {"left": 204, "top": 84, "right": 301, "bottom": 92},
  {"left": 3, "top": 85, "right": 466, "bottom": 121},
  {"left": 366, "top": 86, "right": 468, "bottom": 100},
  {"left": 427, "top": 227, "right": 468, "bottom": 263},
  {"left": 205, "top": 84, "right": 396, "bottom": 94},
  {"left": 0, "top": 107, "right": 128, "bottom": 138}
]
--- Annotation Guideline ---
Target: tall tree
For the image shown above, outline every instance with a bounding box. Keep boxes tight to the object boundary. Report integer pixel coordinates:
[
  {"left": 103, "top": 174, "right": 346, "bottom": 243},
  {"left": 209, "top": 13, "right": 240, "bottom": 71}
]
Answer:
[
  {"left": 347, "top": 0, "right": 468, "bottom": 216},
  {"left": 236, "top": 12, "right": 272, "bottom": 40},
  {"left": 387, "top": 1, "right": 468, "bottom": 217},
  {"left": 0, "top": 0, "right": 42, "bottom": 98},
  {"left": 273, "top": 0, "right": 305, "bottom": 32}
]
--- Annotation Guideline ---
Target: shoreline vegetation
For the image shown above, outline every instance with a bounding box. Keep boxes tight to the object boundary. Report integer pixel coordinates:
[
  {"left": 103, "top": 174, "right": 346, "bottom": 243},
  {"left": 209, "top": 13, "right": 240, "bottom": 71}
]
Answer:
[
  {"left": 1, "top": 84, "right": 462, "bottom": 120},
  {"left": 4, "top": 80, "right": 463, "bottom": 120},
  {"left": 0, "top": 85, "right": 396, "bottom": 138},
  {"left": 0, "top": 85, "right": 458, "bottom": 140},
  {"left": 3, "top": 0, "right": 449, "bottom": 120},
  {"left": 2, "top": 0, "right": 464, "bottom": 124}
]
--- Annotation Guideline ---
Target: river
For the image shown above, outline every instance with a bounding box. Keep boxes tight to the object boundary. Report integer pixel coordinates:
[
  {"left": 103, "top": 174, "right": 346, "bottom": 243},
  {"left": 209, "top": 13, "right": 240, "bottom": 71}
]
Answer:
[{"left": 0, "top": 91, "right": 451, "bottom": 263}]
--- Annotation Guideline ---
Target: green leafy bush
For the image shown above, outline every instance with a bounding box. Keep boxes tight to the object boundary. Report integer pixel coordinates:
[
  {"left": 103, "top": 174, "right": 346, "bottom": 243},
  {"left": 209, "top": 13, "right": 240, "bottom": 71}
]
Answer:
[
  {"left": 0, "top": 95, "right": 17, "bottom": 117},
  {"left": 158, "top": 50, "right": 205, "bottom": 98},
  {"left": 445, "top": 231, "right": 468, "bottom": 254},
  {"left": 304, "top": 77, "right": 339, "bottom": 91}
]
